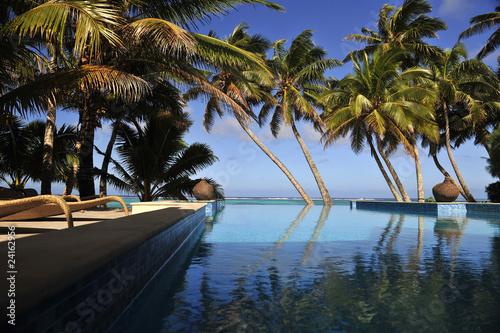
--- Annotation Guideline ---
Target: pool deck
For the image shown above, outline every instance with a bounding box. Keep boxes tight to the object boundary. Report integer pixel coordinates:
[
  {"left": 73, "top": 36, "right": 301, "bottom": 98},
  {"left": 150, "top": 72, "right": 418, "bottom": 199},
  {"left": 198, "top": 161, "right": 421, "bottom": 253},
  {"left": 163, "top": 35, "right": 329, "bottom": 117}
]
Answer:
[{"left": 0, "top": 202, "right": 208, "bottom": 331}]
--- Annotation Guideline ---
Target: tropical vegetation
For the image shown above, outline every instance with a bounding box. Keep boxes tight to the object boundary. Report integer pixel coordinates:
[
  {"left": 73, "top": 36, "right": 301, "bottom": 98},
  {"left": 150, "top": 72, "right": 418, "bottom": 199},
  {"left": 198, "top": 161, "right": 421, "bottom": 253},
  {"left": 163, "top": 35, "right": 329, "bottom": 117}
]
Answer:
[
  {"left": 0, "top": 116, "right": 77, "bottom": 190},
  {"left": 259, "top": 30, "right": 342, "bottom": 205},
  {"left": 104, "top": 112, "right": 222, "bottom": 201},
  {"left": 1, "top": 0, "right": 499, "bottom": 203},
  {"left": 320, "top": 47, "right": 438, "bottom": 202}
]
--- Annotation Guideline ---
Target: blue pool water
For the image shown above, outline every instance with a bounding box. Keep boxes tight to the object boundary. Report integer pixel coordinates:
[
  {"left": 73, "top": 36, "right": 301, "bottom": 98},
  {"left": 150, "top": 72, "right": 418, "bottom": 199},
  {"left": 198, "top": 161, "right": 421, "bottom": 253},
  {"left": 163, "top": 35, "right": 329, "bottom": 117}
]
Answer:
[
  {"left": 110, "top": 203, "right": 500, "bottom": 332},
  {"left": 107, "top": 197, "right": 356, "bottom": 207}
]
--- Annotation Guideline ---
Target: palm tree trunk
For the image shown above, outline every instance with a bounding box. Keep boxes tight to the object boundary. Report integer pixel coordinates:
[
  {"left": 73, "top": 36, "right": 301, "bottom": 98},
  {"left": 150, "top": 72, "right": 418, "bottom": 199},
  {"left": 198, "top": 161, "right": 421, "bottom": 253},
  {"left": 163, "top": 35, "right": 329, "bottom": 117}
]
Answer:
[
  {"left": 410, "top": 132, "right": 424, "bottom": 202},
  {"left": 63, "top": 161, "right": 79, "bottom": 195},
  {"left": 428, "top": 142, "right": 468, "bottom": 200},
  {"left": 41, "top": 59, "right": 57, "bottom": 194},
  {"left": 376, "top": 136, "right": 411, "bottom": 202},
  {"left": 77, "top": 98, "right": 98, "bottom": 198},
  {"left": 290, "top": 122, "right": 332, "bottom": 205},
  {"left": 99, "top": 124, "right": 119, "bottom": 198},
  {"left": 235, "top": 116, "right": 314, "bottom": 205},
  {"left": 443, "top": 102, "right": 476, "bottom": 202},
  {"left": 367, "top": 135, "right": 403, "bottom": 202}
]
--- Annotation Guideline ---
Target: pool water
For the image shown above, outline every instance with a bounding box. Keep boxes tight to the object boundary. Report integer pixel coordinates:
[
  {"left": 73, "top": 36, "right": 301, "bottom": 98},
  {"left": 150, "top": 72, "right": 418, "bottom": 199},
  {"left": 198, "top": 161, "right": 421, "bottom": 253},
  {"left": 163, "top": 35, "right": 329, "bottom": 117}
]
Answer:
[{"left": 110, "top": 204, "right": 500, "bottom": 332}]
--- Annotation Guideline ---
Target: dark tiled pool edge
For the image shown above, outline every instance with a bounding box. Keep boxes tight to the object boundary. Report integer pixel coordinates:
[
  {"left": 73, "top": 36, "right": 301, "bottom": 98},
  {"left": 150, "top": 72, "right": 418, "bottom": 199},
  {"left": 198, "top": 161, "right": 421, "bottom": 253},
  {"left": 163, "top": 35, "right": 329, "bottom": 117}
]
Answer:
[
  {"left": 350, "top": 200, "right": 500, "bottom": 218},
  {"left": 1, "top": 203, "right": 223, "bottom": 333}
]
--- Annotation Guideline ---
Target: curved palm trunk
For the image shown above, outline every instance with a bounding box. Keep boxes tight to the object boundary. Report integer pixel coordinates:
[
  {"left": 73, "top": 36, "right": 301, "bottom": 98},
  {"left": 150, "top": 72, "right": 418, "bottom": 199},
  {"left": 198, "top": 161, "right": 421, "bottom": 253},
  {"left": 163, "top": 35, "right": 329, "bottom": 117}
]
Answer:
[
  {"left": 410, "top": 132, "right": 424, "bottom": 202},
  {"left": 367, "top": 135, "right": 403, "bottom": 202},
  {"left": 41, "top": 59, "right": 57, "bottom": 195},
  {"left": 99, "top": 124, "right": 119, "bottom": 198},
  {"left": 235, "top": 116, "right": 314, "bottom": 205},
  {"left": 290, "top": 121, "right": 332, "bottom": 205},
  {"left": 443, "top": 102, "right": 476, "bottom": 202},
  {"left": 428, "top": 142, "right": 468, "bottom": 200},
  {"left": 376, "top": 136, "right": 411, "bottom": 202}
]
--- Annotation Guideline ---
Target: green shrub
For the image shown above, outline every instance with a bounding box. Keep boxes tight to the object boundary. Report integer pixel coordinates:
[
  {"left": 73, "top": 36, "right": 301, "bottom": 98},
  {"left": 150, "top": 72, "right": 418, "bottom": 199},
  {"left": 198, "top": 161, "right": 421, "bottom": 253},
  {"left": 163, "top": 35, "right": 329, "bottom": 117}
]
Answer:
[{"left": 485, "top": 181, "right": 500, "bottom": 203}]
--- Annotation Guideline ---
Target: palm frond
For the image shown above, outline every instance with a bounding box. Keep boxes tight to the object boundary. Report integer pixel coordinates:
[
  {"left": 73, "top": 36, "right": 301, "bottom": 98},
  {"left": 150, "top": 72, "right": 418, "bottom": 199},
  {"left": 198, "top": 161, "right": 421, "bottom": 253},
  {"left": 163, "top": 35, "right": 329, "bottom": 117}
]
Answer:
[
  {"left": 1, "top": 0, "right": 123, "bottom": 60},
  {"left": 123, "top": 18, "right": 196, "bottom": 56}
]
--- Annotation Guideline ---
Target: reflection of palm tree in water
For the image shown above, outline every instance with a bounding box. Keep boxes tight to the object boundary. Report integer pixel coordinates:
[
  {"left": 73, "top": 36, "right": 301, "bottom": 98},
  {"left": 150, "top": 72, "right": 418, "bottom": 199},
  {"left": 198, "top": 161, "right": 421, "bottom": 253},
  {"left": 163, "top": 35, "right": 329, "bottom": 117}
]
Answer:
[
  {"left": 195, "top": 205, "right": 317, "bottom": 330},
  {"left": 201, "top": 205, "right": 332, "bottom": 331},
  {"left": 301, "top": 205, "right": 332, "bottom": 265}
]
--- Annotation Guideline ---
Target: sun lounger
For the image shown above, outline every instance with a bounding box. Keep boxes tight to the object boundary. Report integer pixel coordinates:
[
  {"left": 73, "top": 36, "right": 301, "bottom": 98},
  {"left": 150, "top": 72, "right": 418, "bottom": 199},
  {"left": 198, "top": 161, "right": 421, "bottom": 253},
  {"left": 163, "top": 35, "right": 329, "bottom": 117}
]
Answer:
[
  {"left": 0, "top": 195, "right": 129, "bottom": 228},
  {"left": 0, "top": 195, "right": 74, "bottom": 227}
]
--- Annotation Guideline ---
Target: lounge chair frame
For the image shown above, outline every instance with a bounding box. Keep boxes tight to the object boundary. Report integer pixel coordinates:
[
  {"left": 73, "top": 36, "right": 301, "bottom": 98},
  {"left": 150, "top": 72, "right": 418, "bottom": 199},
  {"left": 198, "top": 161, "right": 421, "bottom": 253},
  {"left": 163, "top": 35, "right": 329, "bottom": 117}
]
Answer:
[{"left": 0, "top": 195, "right": 129, "bottom": 228}]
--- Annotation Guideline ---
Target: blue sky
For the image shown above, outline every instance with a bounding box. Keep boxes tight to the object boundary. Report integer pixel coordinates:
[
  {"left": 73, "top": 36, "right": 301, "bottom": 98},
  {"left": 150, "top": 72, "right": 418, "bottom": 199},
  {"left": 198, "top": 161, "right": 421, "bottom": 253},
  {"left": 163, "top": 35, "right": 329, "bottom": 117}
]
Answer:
[{"left": 36, "top": 0, "right": 500, "bottom": 199}]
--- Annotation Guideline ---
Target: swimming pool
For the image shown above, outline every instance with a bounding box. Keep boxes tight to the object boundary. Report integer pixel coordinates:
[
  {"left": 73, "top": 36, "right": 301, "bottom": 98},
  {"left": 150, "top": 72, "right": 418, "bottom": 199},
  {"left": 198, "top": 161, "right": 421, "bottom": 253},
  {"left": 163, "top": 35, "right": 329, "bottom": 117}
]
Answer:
[{"left": 109, "top": 204, "right": 500, "bottom": 332}]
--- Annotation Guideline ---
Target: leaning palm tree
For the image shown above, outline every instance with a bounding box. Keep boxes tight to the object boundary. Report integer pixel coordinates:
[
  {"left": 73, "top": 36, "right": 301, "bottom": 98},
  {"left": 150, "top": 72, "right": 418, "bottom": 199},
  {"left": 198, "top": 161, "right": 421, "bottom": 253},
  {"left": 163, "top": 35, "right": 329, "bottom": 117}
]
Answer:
[
  {"left": 428, "top": 42, "right": 500, "bottom": 202},
  {"left": 459, "top": 5, "right": 500, "bottom": 60},
  {"left": 185, "top": 23, "right": 314, "bottom": 205},
  {"left": 260, "top": 30, "right": 342, "bottom": 205},
  {"left": 343, "top": 0, "right": 446, "bottom": 66},
  {"left": 106, "top": 112, "right": 221, "bottom": 201},
  {"left": 320, "top": 48, "right": 438, "bottom": 202}
]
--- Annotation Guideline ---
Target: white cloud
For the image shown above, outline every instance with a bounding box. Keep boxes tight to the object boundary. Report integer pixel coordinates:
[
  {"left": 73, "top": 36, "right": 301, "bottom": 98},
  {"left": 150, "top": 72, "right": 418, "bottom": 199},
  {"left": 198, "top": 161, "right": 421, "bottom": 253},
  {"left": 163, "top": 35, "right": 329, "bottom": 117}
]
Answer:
[
  {"left": 301, "top": 124, "right": 323, "bottom": 143},
  {"left": 438, "top": 0, "right": 474, "bottom": 18},
  {"left": 259, "top": 125, "right": 294, "bottom": 142},
  {"left": 209, "top": 117, "right": 252, "bottom": 142}
]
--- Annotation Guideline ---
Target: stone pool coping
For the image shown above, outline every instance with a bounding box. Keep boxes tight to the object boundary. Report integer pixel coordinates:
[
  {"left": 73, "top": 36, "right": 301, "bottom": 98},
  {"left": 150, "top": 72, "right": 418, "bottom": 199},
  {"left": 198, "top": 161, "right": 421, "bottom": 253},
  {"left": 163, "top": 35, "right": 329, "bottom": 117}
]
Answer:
[
  {"left": 0, "top": 202, "right": 207, "bottom": 323},
  {"left": 350, "top": 200, "right": 500, "bottom": 217},
  {"left": 131, "top": 199, "right": 224, "bottom": 219}
]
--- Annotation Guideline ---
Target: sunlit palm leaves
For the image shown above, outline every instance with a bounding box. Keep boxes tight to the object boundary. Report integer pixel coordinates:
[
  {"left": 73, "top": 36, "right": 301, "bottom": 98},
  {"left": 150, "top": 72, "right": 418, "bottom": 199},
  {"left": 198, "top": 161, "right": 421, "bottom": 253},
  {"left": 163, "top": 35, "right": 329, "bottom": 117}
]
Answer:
[
  {"left": 460, "top": 6, "right": 500, "bottom": 60},
  {"left": 343, "top": 0, "right": 446, "bottom": 64},
  {"left": 2, "top": 0, "right": 123, "bottom": 61},
  {"left": 261, "top": 30, "right": 342, "bottom": 135},
  {"left": 140, "top": 0, "right": 283, "bottom": 29},
  {"left": 321, "top": 48, "right": 437, "bottom": 154}
]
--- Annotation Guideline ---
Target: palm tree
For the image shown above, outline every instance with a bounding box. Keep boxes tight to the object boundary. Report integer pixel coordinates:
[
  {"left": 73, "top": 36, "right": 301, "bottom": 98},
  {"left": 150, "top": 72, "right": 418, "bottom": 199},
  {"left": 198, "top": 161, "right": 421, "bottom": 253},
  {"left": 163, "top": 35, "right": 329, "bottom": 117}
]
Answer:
[
  {"left": 185, "top": 23, "right": 314, "bottom": 205},
  {"left": 1, "top": 1, "right": 153, "bottom": 197},
  {"left": 428, "top": 42, "right": 500, "bottom": 202},
  {"left": 1, "top": 0, "right": 283, "bottom": 197},
  {"left": 96, "top": 83, "right": 185, "bottom": 199},
  {"left": 106, "top": 112, "right": 221, "bottom": 201},
  {"left": 260, "top": 30, "right": 342, "bottom": 205},
  {"left": 343, "top": 0, "right": 446, "bottom": 65},
  {"left": 0, "top": 116, "right": 77, "bottom": 190},
  {"left": 320, "top": 48, "right": 438, "bottom": 202},
  {"left": 459, "top": 5, "right": 500, "bottom": 60},
  {"left": 72, "top": 0, "right": 283, "bottom": 197}
]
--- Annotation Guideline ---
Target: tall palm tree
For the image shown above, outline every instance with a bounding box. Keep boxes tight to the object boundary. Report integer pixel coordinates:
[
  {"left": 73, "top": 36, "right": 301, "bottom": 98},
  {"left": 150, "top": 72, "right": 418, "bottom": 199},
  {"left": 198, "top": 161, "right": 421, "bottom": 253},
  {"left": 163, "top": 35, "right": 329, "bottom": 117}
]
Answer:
[
  {"left": 75, "top": 0, "right": 283, "bottom": 197},
  {"left": 185, "top": 23, "right": 314, "bottom": 205},
  {"left": 460, "top": 5, "right": 500, "bottom": 60},
  {"left": 1, "top": 0, "right": 153, "bottom": 197},
  {"left": 260, "top": 30, "right": 342, "bottom": 205},
  {"left": 320, "top": 48, "right": 438, "bottom": 202},
  {"left": 106, "top": 112, "right": 221, "bottom": 201},
  {"left": 1, "top": 0, "right": 283, "bottom": 197},
  {"left": 343, "top": 0, "right": 446, "bottom": 65},
  {"left": 428, "top": 42, "right": 500, "bottom": 202}
]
